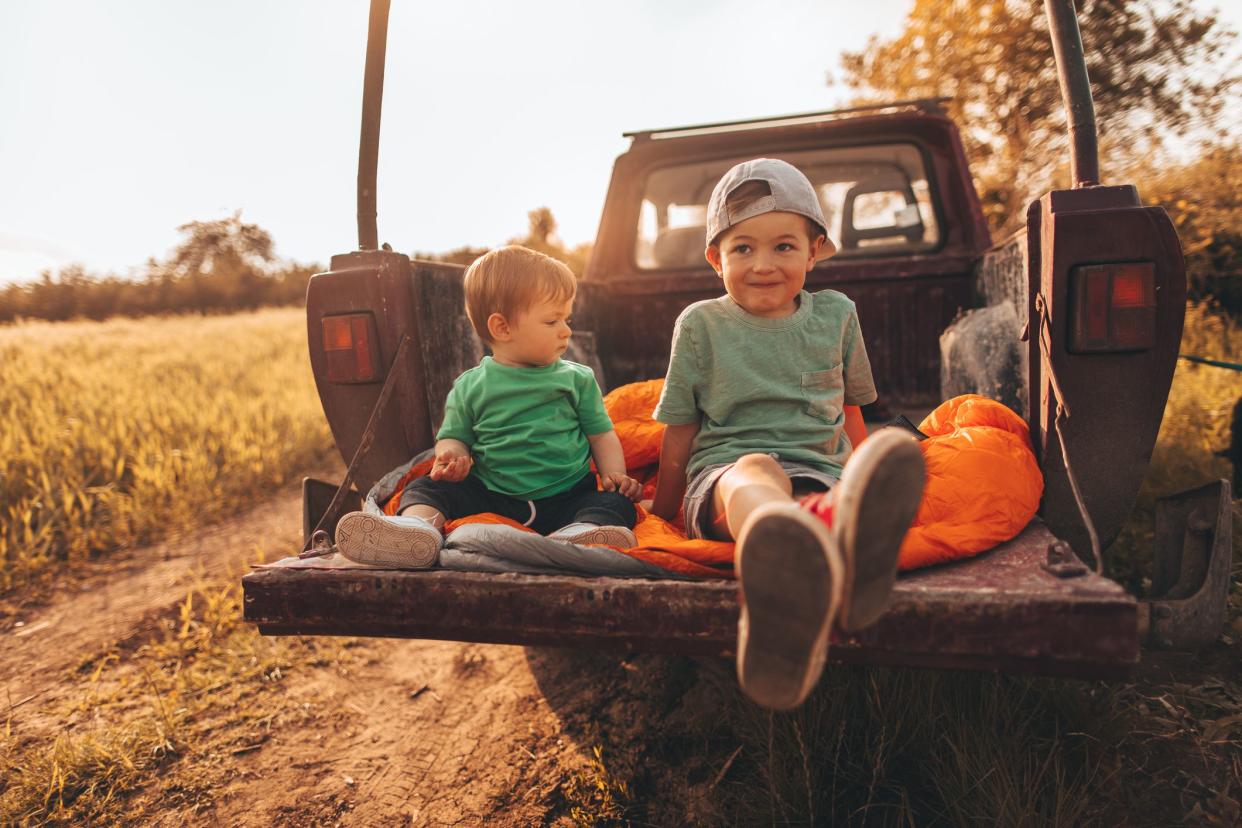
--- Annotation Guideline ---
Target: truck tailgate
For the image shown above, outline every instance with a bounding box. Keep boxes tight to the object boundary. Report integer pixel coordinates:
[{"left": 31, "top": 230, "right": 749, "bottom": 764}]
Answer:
[{"left": 243, "top": 518, "right": 1137, "bottom": 679}]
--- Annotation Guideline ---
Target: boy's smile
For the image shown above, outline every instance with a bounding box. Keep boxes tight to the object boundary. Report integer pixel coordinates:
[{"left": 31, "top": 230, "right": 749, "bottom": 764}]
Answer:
[
  {"left": 490, "top": 296, "right": 574, "bottom": 367},
  {"left": 706, "top": 211, "right": 824, "bottom": 318}
]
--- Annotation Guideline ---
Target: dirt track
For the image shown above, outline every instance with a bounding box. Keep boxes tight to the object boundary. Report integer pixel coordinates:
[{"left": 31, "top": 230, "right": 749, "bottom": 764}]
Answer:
[{"left": 1, "top": 475, "right": 734, "bottom": 826}]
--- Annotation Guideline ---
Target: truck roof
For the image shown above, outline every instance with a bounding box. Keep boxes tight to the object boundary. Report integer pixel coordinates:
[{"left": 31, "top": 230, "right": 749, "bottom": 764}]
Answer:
[{"left": 622, "top": 97, "right": 953, "bottom": 143}]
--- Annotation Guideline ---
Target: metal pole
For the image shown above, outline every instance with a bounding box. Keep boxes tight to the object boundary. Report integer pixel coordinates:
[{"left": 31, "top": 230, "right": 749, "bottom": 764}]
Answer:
[
  {"left": 1044, "top": 0, "right": 1100, "bottom": 187},
  {"left": 357, "top": 0, "right": 391, "bottom": 250}
]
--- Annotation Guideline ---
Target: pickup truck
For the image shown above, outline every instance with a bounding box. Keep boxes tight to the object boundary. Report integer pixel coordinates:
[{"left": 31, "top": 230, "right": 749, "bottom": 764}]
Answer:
[{"left": 242, "top": 0, "right": 1233, "bottom": 677}]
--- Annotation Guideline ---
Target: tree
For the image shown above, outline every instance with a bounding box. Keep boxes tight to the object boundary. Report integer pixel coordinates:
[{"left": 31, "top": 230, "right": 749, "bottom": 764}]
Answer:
[
  {"left": 1143, "top": 144, "right": 1242, "bottom": 313},
  {"left": 508, "top": 207, "right": 591, "bottom": 276},
  {"left": 159, "top": 212, "right": 277, "bottom": 311},
  {"left": 839, "top": 0, "right": 1238, "bottom": 232},
  {"left": 414, "top": 206, "right": 594, "bottom": 277}
]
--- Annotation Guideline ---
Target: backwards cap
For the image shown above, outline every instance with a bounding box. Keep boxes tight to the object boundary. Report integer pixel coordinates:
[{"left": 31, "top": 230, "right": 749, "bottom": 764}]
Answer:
[{"left": 706, "top": 158, "right": 837, "bottom": 259}]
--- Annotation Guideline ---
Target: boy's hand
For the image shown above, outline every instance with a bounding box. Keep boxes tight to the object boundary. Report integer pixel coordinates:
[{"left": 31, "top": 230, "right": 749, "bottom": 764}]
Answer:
[
  {"left": 600, "top": 471, "right": 643, "bottom": 501},
  {"left": 429, "top": 445, "right": 472, "bottom": 482}
]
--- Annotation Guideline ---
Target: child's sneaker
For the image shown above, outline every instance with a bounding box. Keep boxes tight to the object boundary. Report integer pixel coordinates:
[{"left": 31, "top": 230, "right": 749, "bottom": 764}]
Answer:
[
  {"left": 734, "top": 502, "right": 844, "bottom": 711},
  {"left": 807, "top": 428, "right": 925, "bottom": 632},
  {"left": 335, "top": 511, "right": 442, "bottom": 569},
  {"left": 549, "top": 522, "right": 637, "bottom": 549}
]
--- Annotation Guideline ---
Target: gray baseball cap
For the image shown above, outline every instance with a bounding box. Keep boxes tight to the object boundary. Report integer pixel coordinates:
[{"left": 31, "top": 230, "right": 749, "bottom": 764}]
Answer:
[{"left": 706, "top": 158, "right": 837, "bottom": 258}]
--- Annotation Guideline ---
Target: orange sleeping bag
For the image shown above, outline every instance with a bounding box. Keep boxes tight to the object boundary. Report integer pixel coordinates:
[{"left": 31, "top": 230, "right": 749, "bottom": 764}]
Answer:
[
  {"left": 382, "top": 381, "right": 1041, "bottom": 577},
  {"left": 892, "top": 394, "right": 1043, "bottom": 569}
]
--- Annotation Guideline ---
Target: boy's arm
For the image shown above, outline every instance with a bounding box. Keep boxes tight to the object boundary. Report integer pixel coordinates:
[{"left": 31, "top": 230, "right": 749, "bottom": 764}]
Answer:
[
  {"left": 650, "top": 422, "right": 699, "bottom": 520},
  {"left": 587, "top": 430, "right": 643, "bottom": 500},
  {"left": 430, "top": 438, "right": 472, "bottom": 481},
  {"left": 843, "top": 405, "right": 867, "bottom": 450}
]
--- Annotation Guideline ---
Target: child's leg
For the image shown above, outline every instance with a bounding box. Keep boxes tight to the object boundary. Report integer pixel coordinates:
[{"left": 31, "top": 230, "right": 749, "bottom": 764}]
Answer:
[
  {"left": 543, "top": 475, "right": 638, "bottom": 548},
  {"left": 708, "top": 453, "right": 794, "bottom": 540},
  {"left": 399, "top": 503, "right": 446, "bottom": 530},
  {"left": 713, "top": 454, "right": 844, "bottom": 711},
  {"left": 336, "top": 475, "right": 485, "bottom": 569},
  {"left": 811, "top": 429, "right": 925, "bottom": 631}
]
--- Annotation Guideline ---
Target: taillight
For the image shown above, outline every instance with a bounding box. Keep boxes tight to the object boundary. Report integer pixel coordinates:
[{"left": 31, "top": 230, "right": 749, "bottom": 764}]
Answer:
[
  {"left": 322, "top": 313, "right": 380, "bottom": 382},
  {"left": 1068, "top": 262, "right": 1157, "bottom": 353}
]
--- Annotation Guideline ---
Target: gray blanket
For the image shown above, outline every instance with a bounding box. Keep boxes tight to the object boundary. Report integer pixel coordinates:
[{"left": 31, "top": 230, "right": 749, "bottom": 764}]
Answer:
[{"left": 354, "top": 450, "right": 682, "bottom": 579}]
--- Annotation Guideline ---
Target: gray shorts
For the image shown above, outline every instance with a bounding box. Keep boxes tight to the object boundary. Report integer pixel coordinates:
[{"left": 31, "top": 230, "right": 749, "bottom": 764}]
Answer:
[{"left": 682, "top": 455, "right": 839, "bottom": 540}]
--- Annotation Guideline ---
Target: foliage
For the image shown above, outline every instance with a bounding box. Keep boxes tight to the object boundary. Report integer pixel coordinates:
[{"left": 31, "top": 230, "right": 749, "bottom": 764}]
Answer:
[
  {"left": 0, "top": 309, "right": 333, "bottom": 595},
  {"left": 511, "top": 207, "right": 592, "bottom": 277},
  {"left": 0, "top": 214, "right": 318, "bottom": 324},
  {"left": 413, "top": 207, "right": 592, "bottom": 277},
  {"left": 1143, "top": 145, "right": 1242, "bottom": 313},
  {"left": 563, "top": 745, "right": 631, "bottom": 826},
  {"left": 839, "top": 0, "right": 1238, "bottom": 233},
  {"left": 1107, "top": 303, "right": 1241, "bottom": 591}
]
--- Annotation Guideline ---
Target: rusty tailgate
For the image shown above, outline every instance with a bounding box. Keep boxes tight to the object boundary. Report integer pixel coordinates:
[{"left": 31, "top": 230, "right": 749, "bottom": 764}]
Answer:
[{"left": 243, "top": 518, "right": 1137, "bottom": 679}]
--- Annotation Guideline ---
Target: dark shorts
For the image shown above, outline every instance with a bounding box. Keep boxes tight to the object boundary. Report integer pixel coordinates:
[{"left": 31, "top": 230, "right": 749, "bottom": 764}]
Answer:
[
  {"left": 683, "top": 457, "right": 838, "bottom": 540},
  {"left": 398, "top": 471, "right": 636, "bottom": 534}
]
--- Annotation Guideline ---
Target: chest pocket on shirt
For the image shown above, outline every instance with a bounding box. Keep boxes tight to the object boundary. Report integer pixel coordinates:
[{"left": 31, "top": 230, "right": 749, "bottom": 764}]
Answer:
[{"left": 801, "top": 366, "right": 843, "bottom": 423}]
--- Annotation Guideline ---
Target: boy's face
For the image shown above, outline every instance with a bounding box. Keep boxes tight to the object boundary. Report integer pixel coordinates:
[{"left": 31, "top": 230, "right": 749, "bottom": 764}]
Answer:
[
  {"left": 706, "top": 211, "right": 824, "bottom": 318},
  {"left": 489, "top": 295, "right": 574, "bottom": 367}
]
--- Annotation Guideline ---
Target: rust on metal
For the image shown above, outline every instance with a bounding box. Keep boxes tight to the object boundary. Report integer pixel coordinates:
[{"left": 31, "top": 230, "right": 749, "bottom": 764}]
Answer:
[
  {"left": 1034, "top": 186, "right": 1187, "bottom": 561},
  {"left": 1145, "top": 480, "right": 1234, "bottom": 649},
  {"left": 244, "top": 519, "right": 1138, "bottom": 679}
]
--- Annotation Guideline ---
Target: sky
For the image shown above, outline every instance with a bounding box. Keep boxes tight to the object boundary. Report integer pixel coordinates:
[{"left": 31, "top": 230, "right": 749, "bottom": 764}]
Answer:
[
  {"left": 1, "top": 1, "right": 1236, "bottom": 285},
  {"left": 0, "top": 0, "right": 921, "bottom": 284}
]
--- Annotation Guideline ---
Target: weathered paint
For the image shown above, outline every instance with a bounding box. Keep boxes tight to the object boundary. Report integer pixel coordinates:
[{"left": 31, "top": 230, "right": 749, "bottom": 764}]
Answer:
[{"left": 243, "top": 519, "right": 1138, "bottom": 678}]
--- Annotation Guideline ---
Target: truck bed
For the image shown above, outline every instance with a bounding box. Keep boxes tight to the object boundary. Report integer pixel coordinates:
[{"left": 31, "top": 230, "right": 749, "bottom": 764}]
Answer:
[{"left": 243, "top": 518, "right": 1138, "bottom": 679}]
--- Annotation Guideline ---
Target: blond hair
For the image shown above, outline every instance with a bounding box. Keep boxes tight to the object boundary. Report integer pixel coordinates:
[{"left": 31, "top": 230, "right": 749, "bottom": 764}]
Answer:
[{"left": 463, "top": 245, "right": 576, "bottom": 343}]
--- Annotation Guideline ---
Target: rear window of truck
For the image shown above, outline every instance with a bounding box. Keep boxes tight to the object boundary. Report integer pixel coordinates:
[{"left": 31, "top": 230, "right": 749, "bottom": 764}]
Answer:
[{"left": 635, "top": 143, "right": 941, "bottom": 269}]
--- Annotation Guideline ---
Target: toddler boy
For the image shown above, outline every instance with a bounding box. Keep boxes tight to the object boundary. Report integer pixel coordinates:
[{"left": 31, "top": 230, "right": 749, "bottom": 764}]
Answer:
[
  {"left": 338, "top": 245, "right": 642, "bottom": 568},
  {"left": 650, "top": 159, "right": 925, "bottom": 710}
]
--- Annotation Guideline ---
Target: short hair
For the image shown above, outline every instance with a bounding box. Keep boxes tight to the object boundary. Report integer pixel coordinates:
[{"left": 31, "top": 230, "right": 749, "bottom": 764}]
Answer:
[
  {"left": 463, "top": 245, "right": 576, "bottom": 343},
  {"left": 717, "top": 179, "right": 826, "bottom": 246}
]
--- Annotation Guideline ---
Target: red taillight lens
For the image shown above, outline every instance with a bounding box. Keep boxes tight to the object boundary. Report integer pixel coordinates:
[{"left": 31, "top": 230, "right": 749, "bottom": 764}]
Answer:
[
  {"left": 322, "top": 313, "right": 380, "bottom": 382},
  {"left": 1069, "top": 262, "right": 1157, "bottom": 353}
]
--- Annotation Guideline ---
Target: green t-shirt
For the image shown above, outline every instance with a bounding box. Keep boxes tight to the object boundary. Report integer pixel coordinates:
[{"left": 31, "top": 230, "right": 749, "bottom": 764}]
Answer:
[
  {"left": 437, "top": 357, "right": 615, "bottom": 500},
  {"left": 653, "top": 290, "right": 877, "bottom": 480}
]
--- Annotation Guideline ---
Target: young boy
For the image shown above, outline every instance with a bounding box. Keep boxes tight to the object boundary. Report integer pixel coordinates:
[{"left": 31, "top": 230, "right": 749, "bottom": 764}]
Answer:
[
  {"left": 650, "top": 158, "right": 925, "bottom": 710},
  {"left": 337, "top": 245, "right": 643, "bottom": 568}
]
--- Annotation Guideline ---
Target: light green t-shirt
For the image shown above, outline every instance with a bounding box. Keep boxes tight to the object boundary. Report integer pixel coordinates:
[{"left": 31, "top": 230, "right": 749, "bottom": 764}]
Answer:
[
  {"left": 437, "top": 357, "right": 615, "bottom": 500},
  {"left": 653, "top": 290, "right": 877, "bottom": 480}
]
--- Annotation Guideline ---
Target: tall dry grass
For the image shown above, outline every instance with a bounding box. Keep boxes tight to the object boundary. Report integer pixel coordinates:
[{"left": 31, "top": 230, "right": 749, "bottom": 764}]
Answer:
[
  {"left": 1109, "top": 303, "right": 1241, "bottom": 592},
  {"left": 0, "top": 308, "right": 334, "bottom": 594}
]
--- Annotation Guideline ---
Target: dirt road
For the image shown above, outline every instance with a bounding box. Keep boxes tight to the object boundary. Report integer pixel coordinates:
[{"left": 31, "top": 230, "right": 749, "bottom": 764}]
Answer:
[{"left": 1, "top": 476, "right": 735, "bottom": 826}]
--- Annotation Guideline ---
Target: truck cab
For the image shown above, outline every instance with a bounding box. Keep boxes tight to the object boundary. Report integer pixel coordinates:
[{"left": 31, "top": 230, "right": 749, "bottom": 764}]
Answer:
[{"left": 242, "top": 1, "right": 1232, "bottom": 676}]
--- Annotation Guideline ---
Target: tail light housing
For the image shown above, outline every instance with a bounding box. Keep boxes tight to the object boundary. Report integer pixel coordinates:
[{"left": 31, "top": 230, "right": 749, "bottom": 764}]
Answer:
[
  {"left": 322, "top": 312, "right": 381, "bottom": 383},
  {"left": 1068, "top": 262, "right": 1156, "bottom": 352}
]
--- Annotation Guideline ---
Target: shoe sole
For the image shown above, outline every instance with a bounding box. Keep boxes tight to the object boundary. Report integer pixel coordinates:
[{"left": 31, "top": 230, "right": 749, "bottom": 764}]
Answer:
[
  {"left": 735, "top": 505, "right": 841, "bottom": 711},
  {"left": 552, "top": 526, "right": 637, "bottom": 548},
  {"left": 335, "top": 512, "right": 440, "bottom": 569},
  {"left": 836, "top": 430, "right": 925, "bottom": 632}
]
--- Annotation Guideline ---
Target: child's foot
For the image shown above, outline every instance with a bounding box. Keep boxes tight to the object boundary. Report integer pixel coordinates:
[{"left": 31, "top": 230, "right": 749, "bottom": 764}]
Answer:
[
  {"left": 549, "top": 522, "right": 637, "bottom": 549},
  {"left": 734, "top": 502, "right": 844, "bottom": 711},
  {"left": 814, "top": 428, "right": 926, "bottom": 632},
  {"left": 335, "top": 511, "right": 442, "bottom": 569}
]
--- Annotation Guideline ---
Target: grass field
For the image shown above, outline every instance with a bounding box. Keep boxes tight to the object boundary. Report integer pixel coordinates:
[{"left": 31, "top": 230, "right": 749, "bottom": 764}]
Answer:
[
  {"left": 0, "top": 304, "right": 1238, "bottom": 825},
  {"left": 0, "top": 308, "right": 334, "bottom": 595}
]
